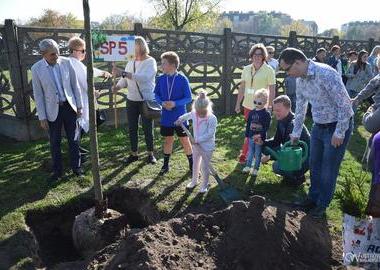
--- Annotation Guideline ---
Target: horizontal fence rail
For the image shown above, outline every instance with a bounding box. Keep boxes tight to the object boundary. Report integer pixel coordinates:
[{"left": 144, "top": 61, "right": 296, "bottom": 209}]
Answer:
[{"left": 0, "top": 20, "right": 379, "bottom": 140}]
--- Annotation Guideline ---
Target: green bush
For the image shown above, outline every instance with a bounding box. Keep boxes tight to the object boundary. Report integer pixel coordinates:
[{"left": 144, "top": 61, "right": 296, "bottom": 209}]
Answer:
[{"left": 336, "top": 168, "right": 370, "bottom": 218}]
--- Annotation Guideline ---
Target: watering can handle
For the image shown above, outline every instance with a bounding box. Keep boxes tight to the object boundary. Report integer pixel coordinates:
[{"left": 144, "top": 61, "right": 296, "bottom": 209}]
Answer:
[
  {"left": 283, "top": 140, "right": 308, "bottom": 163},
  {"left": 299, "top": 140, "right": 308, "bottom": 163}
]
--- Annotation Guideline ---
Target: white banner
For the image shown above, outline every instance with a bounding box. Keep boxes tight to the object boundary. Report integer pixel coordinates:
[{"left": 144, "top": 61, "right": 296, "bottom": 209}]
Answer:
[
  {"left": 94, "top": 35, "right": 135, "bottom": 62},
  {"left": 343, "top": 213, "right": 380, "bottom": 267}
]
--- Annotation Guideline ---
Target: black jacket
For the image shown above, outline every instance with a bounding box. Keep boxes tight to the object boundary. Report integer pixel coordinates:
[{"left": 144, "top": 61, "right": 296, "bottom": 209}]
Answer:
[{"left": 264, "top": 112, "right": 310, "bottom": 154}]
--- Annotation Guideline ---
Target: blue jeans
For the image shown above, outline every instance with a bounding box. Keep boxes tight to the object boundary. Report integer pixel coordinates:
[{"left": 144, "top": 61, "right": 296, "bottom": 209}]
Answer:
[
  {"left": 308, "top": 121, "right": 352, "bottom": 208},
  {"left": 246, "top": 138, "right": 262, "bottom": 170}
]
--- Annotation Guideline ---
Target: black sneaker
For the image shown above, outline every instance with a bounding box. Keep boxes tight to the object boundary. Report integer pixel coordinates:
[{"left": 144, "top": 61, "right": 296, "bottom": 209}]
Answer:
[
  {"left": 293, "top": 197, "right": 316, "bottom": 212},
  {"left": 48, "top": 172, "right": 62, "bottom": 182},
  {"left": 124, "top": 155, "right": 139, "bottom": 165},
  {"left": 147, "top": 154, "right": 157, "bottom": 164},
  {"left": 309, "top": 206, "right": 326, "bottom": 219},
  {"left": 295, "top": 175, "right": 306, "bottom": 185},
  {"left": 282, "top": 177, "right": 294, "bottom": 186},
  {"left": 283, "top": 175, "right": 305, "bottom": 187},
  {"left": 159, "top": 164, "right": 169, "bottom": 175},
  {"left": 73, "top": 168, "right": 84, "bottom": 178}
]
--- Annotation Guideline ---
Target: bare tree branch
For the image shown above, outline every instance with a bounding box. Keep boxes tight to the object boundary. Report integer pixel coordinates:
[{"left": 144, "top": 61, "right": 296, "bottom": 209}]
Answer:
[
  {"left": 164, "top": 0, "right": 178, "bottom": 28},
  {"left": 181, "top": 0, "right": 195, "bottom": 29},
  {"left": 174, "top": 0, "right": 179, "bottom": 29},
  {"left": 181, "top": 0, "right": 221, "bottom": 28},
  {"left": 151, "top": 0, "right": 221, "bottom": 30}
]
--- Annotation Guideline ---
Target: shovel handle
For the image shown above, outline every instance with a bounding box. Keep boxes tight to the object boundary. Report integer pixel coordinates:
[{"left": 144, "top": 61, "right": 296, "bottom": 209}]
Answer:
[{"left": 180, "top": 123, "right": 193, "bottom": 140}]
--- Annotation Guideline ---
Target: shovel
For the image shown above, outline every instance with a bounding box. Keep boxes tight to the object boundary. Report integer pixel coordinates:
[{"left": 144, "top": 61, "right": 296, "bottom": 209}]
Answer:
[{"left": 180, "top": 123, "right": 241, "bottom": 203}]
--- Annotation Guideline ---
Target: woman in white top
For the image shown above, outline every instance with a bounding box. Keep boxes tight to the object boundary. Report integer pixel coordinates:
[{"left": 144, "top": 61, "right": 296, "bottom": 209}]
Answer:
[
  {"left": 113, "top": 36, "right": 158, "bottom": 165},
  {"left": 68, "top": 37, "right": 111, "bottom": 156}
]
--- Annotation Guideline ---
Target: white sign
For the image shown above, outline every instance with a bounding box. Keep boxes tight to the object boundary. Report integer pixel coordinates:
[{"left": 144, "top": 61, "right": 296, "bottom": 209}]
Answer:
[{"left": 94, "top": 35, "right": 135, "bottom": 62}]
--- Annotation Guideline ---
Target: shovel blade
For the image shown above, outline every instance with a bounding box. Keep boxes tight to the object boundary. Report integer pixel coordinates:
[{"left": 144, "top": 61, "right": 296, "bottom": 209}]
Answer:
[{"left": 218, "top": 187, "right": 241, "bottom": 204}]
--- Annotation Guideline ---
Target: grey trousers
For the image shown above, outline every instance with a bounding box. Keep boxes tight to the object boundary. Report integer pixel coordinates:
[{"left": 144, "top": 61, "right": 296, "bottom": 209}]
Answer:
[
  {"left": 362, "top": 134, "right": 375, "bottom": 172},
  {"left": 362, "top": 105, "right": 380, "bottom": 172}
]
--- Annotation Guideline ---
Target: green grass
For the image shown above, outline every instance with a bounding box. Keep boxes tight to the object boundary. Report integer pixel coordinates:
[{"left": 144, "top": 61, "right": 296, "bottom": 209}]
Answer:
[{"left": 0, "top": 113, "right": 372, "bottom": 267}]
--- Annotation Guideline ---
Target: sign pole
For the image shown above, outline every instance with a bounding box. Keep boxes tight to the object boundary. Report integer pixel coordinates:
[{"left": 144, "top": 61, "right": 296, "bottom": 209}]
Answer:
[{"left": 112, "top": 62, "right": 118, "bottom": 129}]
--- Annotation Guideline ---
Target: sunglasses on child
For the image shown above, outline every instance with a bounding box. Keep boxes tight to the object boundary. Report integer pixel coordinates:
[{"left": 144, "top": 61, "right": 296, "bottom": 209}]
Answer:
[
  {"left": 253, "top": 101, "right": 264, "bottom": 105},
  {"left": 72, "top": 49, "right": 86, "bottom": 53}
]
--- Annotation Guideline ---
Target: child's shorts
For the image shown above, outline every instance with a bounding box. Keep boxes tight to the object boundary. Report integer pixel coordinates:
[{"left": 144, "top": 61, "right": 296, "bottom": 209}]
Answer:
[{"left": 160, "top": 125, "right": 188, "bottom": 137}]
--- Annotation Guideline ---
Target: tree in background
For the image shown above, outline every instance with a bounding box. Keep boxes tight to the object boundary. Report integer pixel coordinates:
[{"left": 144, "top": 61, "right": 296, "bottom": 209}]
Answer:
[
  {"left": 344, "top": 25, "right": 361, "bottom": 40},
  {"left": 318, "top": 28, "right": 341, "bottom": 38},
  {"left": 26, "top": 9, "right": 83, "bottom": 28},
  {"left": 342, "top": 22, "right": 380, "bottom": 41},
  {"left": 280, "top": 20, "right": 312, "bottom": 36},
  {"left": 221, "top": 11, "right": 313, "bottom": 36},
  {"left": 99, "top": 13, "right": 135, "bottom": 30},
  {"left": 254, "top": 11, "right": 283, "bottom": 35},
  {"left": 212, "top": 17, "right": 233, "bottom": 34},
  {"left": 148, "top": 0, "right": 222, "bottom": 31}
]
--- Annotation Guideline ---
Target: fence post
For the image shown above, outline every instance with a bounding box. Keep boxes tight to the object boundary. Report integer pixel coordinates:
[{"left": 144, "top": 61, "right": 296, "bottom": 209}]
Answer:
[
  {"left": 4, "top": 20, "right": 27, "bottom": 119},
  {"left": 332, "top": 35, "right": 340, "bottom": 47},
  {"left": 288, "top": 31, "right": 297, "bottom": 47},
  {"left": 134, "top": 23, "right": 144, "bottom": 37},
  {"left": 222, "top": 28, "right": 232, "bottom": 115},
  {"left": 368, "top": 38, "right": 375, "bottom": 53}
]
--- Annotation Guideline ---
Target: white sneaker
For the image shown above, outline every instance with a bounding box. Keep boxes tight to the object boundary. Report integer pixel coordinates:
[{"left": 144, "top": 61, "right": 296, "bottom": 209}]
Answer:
[
  {"left": 242, "top": 166, "right": 251, "bottom": 173},
  {"left": 252, "top": 169, "right": 258, "bottom": 176},
  {"left": 199, "top": 185, "right": 209, "bottom": 193},
  {"left": 186, "top": 181, "right": 197, "bottom": 189}
]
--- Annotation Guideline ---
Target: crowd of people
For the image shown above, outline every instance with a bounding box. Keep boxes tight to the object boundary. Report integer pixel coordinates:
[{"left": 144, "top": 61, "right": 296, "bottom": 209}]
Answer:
[{"left": 31, "top": 36, "right": 380, "bottom": 218}]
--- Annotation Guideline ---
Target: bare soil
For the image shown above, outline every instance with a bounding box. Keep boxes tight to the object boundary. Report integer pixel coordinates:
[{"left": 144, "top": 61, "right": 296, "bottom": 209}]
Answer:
[{"left": 85, "top": 196, "right": 344, "bottom": 270}]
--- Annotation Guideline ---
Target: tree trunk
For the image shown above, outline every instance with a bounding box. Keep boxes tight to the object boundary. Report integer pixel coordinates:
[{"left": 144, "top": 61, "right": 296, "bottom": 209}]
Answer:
[{"left": 82, "top": 0, "right": 106, "bottom": 218}]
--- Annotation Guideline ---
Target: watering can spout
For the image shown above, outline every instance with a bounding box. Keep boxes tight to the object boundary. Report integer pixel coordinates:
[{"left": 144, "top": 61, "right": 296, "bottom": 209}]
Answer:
[{"left": 264, "top": 146, "right": 279, "bottom": 160}]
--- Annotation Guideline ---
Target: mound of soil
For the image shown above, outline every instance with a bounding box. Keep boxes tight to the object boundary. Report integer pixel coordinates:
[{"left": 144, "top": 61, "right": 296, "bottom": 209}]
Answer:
[{"left": 87, "top": 196, "right": 342, "bottom": 270}]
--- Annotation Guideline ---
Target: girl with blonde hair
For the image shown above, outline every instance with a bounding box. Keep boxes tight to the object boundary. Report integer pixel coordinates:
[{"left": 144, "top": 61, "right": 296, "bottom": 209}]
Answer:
[{"left": 175, "top": 91, "right": 217, "bottom": 193}]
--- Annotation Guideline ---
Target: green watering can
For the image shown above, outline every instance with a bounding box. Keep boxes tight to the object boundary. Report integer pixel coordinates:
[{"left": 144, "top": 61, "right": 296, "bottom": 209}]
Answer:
[{"left": 265, "top": 140, "right": 308, "bottom": 172}]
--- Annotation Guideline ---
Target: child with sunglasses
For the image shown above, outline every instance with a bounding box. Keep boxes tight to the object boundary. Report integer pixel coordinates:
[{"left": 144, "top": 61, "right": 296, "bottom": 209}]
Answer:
[{"left": 243, "top": 89, "right": 271, "bottom": 176}]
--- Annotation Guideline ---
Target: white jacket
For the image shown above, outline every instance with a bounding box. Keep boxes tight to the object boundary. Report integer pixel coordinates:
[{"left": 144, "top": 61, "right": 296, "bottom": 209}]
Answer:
[
  {"left": 116, "top": 57, "right": 157, "bottom": 101},
  {"left": 69, "top": 57, "right": 103, "bottom": 132},
  {"left": 32, "top": 57, "right": 83, "bottom": 121},
  {"left": 178, "top": 111, "right": 217, "bottom": 152}
]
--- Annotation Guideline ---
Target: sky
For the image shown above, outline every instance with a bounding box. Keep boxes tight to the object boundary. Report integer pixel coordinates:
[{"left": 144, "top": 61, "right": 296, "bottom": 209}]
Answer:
[{"left": 0, "top": 0, "right": 378, "bottom": 33}]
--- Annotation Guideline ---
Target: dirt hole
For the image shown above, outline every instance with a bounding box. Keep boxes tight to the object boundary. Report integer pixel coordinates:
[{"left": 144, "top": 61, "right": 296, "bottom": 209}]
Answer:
[{"left": 25, "top": 186, "right": 160, "bottom": 268}]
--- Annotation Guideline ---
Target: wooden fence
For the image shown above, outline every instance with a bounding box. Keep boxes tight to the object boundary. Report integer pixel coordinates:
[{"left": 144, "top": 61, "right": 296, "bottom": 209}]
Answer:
[{"left": 0, "top": 19, "right": 378, "bottom": 140}]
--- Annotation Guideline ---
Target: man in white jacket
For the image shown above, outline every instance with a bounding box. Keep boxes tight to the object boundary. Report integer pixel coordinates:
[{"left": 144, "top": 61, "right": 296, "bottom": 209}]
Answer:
[
  {"left": 68, "top": 37, "right": 111, "bottom": 160},
  {"left": 32, "top": 39, "right": 83, "bottom": 181}
]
